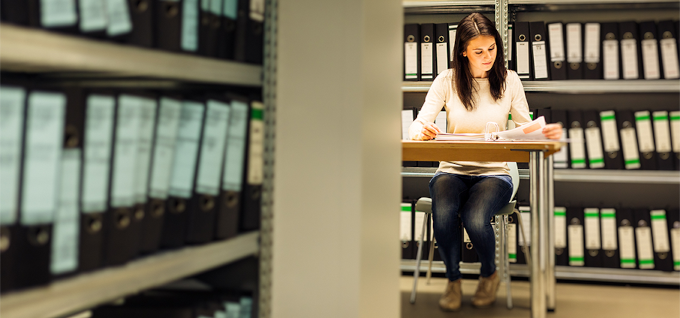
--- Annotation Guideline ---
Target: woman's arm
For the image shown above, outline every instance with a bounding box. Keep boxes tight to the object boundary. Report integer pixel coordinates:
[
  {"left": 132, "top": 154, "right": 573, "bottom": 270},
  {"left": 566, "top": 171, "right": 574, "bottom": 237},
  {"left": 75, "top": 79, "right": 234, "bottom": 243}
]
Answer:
[{"left": 508, "top": 71, "right": 562, "bottom": 140}]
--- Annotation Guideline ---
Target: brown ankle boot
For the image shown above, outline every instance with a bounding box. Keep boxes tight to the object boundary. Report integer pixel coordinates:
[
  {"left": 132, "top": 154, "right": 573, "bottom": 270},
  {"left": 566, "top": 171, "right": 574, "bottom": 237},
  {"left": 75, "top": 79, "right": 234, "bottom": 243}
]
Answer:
[
  {"left": 439, "top": 279, "right": 462, "bottom": 312},
  {"left": 471, "top": 270, "right": 501, "bottom": 308}
]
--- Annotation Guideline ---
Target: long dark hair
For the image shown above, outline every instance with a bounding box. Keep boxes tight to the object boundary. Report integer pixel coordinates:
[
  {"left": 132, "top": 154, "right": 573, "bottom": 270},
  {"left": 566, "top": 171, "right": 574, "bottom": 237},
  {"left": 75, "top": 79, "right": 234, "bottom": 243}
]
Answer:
[{"left": 452, "top": 13, "right": 507, "bottom": 111}]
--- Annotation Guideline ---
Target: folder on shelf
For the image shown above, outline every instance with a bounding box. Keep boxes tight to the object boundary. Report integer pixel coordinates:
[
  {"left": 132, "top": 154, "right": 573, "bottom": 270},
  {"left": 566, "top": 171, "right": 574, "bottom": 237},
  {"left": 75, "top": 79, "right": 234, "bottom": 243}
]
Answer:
[
  {"left": 240, "top": 100, "right": 264, "bottom": 232},
  {"left": 401, "top": 203, "right": 414, "bottom": 260},
  {"left": 402, "top": 108, "right": 417, "bottom": 167},
  {"left": 435, "top": 23, "right": 449, "bottom": 75},
  {"left": 507, "top": 24, "right": 514, "bottom": 72},
  {"left": 142, "top": 96, "right": 182, "bottom": 253},
  {"left": 186, "top": 97, "right": 231, "bottom": 244},
  {"left": 566, "top": 22, "right": 584, "bottom": 80},
  {"left": 216, "top": 95, "right": 249, "bottom": 239},
  {"left": 602, "top": 209, "right": 622, "bottom": 269},
  {"left": 634, "top": 110, "right": 658, "bottom": 170},
  {"left": 546, "top": 22, "right": 567, "bottom": 80},
  {"left": 199, "top": 0, "right": 223, "bottom": 57},
  {"left": 78, "top": 0, "right": 108, "bottom": 38},
  {"left": 634, "top": 209, "right": 655, "bottom": 269},
  {"left": 181, "top": 0, "right": 200, "bottom": 53},
  {"left": 616, "top": 110, "right": 642, "bottom": 170},
  {"left": 584, "top": 23, "right": 602, "bottom": 79},
  {"left": 619, "top": 21, "right": 642, "bottom": 80},
  {"left": 1, "top": 0, "right": 30, "bottom": 26},
  {"left": 567, "top": 207, "right": 585, "bottom": 266},
  {"left": 639, "top": 21, "right": 661, "bottom": 80},
  {"left": 0, "top": 85, "right": 26, "bottom": 293},
  {"left": 218, "top": 0, "right": 239, "bottom": 60},
  {"left": 15, "top": 89, "right": 66, "bottom": 290},
  {"left": 670, "top": 110, "right": 680, "bottom": 170},
  {"left": 420, "top": 23, "right": 435, "bottom": 81},
  {"left": 617, "top": 208, "right": 637, "bottom": 269},
  {"left": 461, "top": 226, "right": 477, "bottom": 263},
  {"left": 448, "top": 23, "right": 458, "bottom": 69},
  {"left": 650, "top": 209, "right": 673, "bottom": 271},
  {"left": 583, "top": 110, "right": 605, "bottom": 169},
  {"left": 657, "top": 20, "right": 680, "bottom": 79},
  {"left": 652, "top": 111, "right": 674, "bottom": 170},
  {"left": 124, "top": 0, "right": 155, "bottom": 47},
  {"left": 554, "top": 207, "right": 568, "bottom": 266},
  {"left": 507, "top": 213, "right": 517, "bottom": 264},
  {"left": 567, "top": 110, "right": 587, "bottom": 169},
  {"left": 667, "top": 208, "right": 680, "bottom": 271},
  {"left": 430, "top": 212, "right": 441, "bottom": 261},
  {"left": 584, "top": 208, "right": 602, "bottom": 267},
  {"left": 514, "top": 22, "right": 531, "bottom": 80},
  {"left": 551, "top": 109, "right": 569, "bottom": 169},
  {"left": 155, "top": 0, "right": 183, "bottom": 52},
  {"left": 105, "top": 0, "right": 134, "bottom": 40},
  {"left": 27, "top": 0, "right": 79, "bottom": 33},
  {"left": 530, "top": 22, "right": 550, "bottom": 80},
  {"left": 517, "top": 206, "right": 531, "bottom": 265},
  {"left": 404, "top": 24, "right": 420, "bottom": 81},
  {"left": 235, "top": 0, "right": 264, "bottom": 64},
  {"left": 599, "top": 110, "right": 624, "bottom": 170},
  {"left": 161, "top": 99, "right": 206, "bottom": 249},
  {"left": 602, "top": 22, "right": 620, "bottom": 80}
]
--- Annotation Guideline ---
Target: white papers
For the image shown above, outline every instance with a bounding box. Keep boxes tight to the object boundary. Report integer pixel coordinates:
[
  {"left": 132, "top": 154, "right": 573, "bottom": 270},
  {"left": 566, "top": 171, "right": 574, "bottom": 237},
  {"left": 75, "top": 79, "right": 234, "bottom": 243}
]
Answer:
[
  {"left": 434, "top": 116, "right": 551, "bottom": 142},
  {"left": 435, "top": 133, "right": 485, "bottom": 141}
]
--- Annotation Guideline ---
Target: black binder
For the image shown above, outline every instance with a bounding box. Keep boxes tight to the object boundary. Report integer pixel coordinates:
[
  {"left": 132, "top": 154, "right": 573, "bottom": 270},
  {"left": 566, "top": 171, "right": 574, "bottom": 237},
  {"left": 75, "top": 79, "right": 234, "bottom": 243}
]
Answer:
[
  {"left": 649, "top": 209, "right": 673, "bottom": 271},
  {"left": 218, "top": 0, "right": 239, "bottom": 60},
  {"left": 216, "top": 95, "right": 249, "bottom": 240},
  {"left": 400, "top": 203, "right": 414, "bottom": 260},
  {"left": 601, "top": 22, "right": 620, "bottom": 80},
  {"left": 27, "top": 0, "right": 79, "bottom": 33},
  {"left": 461, "top": 225, "right": 478, "bottom": 263},
  {"left": 633, "top": 209, "right": 656, "bottom": 270},
  {"left": 529, "top": 21, "right": 550, "bottom": 80},
  {"left": 616, "top": 110, "right": 641, "bottom": 170},
  {"left": 448, "top": 23, "right": 458, "bottom": 69},
  {"left": 583, "top": 208, "right": 602, "bottom": 267},
  {"left": 546, "top": 22, "right": 567, "bottom": 80},
  {"left": 15, "top": 89, "right": 67, "bottom": 290},
  {"left": 155, "top": 0, "right": 183, "bottom": 52},
  {"left": 404, "top": 24, "right": 420, "bottom": 81},
  {"left": 161, "top": 99, "right": 205, "bottom": 249},
  {"left": 141, "top": 96, "right": 182, "bottom": 254},
  {"left": 657, "top": 20, "right": 680, "bottom": 79},
  {"left": 652, "top": 111, "right": 674, "bottom": 170},
  {"left": 125, "top": 0, "right": 155, "bottom": 47},
  {"left": 0, "top": 85, "right": 27, "bottom": 293},
  {"left": 435, "top": 23, "right": 450, "bottom": 75},
  {"left": 599, "top": 111, "right": 624, "bottom": 170},
  {"left": 616, "top": 208, "right": 637, "bottom": 269},
  {"left": 619, "top": 21, "right": 643, "bottom": 80},
  {"left": 507, "top": 23, "right": 515, "bottom": 72},
  {"left": 583, "top": 110, "right": 605, "bottom": 169},
  {"left": 554, "top": 207, "right": 568, "bottom": 266},
  {"left": 420, "top": 23, "right": 435, "bottom": 81},
  {"left": 185, "top": 97, "right": 231, "bottom": 244},
  {"left": 78, "top": 0, "right": 108, "bottom": 38},
  {"left": 199, "top": 0, "right": 223, "bottom": 57},
  {"left": 551, "top": 109, "right": 570, "bottom": 169},
  {"left": 566, "top": 23, "right": 584, "bottom": 79},
  {"left": 584, "top": 22, "right": 603, "bottom": 79},
  {"left": 567, "top": 207, "right": 585, "bottom": 267},
  {"left": 639, "top": 21, "right": 662, "bottom": 80},
  {"left": 240, "top": 99, "right": 264, "bottom": 232},
  {"left": 234, "top": 0, "right": 264, "bottom": 64},
  {"left": 1, "top": 0, "right": 30, "bottom": 25},
  {"left": 514, "top": 22, "right": 531, "bottom": 80},
  {"left": 568, "top": 110, "right": 587, "bottom": 169},
  {"left": 402, "top": 107, "right": 417, "bottom": 167},
  {"left": 634, "top": 110, "right": 658, "bottom": 170}
]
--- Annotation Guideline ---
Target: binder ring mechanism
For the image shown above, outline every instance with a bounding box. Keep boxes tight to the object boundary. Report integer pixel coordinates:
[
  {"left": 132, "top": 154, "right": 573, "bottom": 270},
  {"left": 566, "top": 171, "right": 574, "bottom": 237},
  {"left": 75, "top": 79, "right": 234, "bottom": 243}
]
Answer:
[
  {"left": 424, "top": 35, "right": 431, "bottom": 43},
  {"left": 407, "top": 35, "right": 415, "bottom": 42},
  {"left": 519, "top": 34, "right": 526, "bottom": 42},
  {"left": 534, "top": 34, "right": 541, "bottom": 41},
  {"left": 226, "top": 192, "right": 238, "bottom": 208},
  {"left": 0, "top": 228, "right": 9, "bottom": 252},
  {"left": 29, "top": 226, "right": 50, "bottom": 246},
  {"left": 151, "top": 199, "right": 164, "bottom": 218},
  {"left": 201, "top": 195, "right": 215, "bottom": 211}
]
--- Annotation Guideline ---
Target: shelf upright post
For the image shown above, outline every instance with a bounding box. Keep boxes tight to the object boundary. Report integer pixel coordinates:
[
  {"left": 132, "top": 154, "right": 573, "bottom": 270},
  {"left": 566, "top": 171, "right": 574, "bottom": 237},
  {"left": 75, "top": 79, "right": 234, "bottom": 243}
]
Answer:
[{"left": 495, "top": 0, "right": 509, "bottom": 69}]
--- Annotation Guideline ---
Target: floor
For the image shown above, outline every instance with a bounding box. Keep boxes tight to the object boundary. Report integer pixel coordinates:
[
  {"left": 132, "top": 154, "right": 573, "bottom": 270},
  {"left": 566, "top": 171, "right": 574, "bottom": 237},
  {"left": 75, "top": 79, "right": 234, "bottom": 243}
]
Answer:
[{"left": 401, "top": 276, "right": 680, "bottom": 318}]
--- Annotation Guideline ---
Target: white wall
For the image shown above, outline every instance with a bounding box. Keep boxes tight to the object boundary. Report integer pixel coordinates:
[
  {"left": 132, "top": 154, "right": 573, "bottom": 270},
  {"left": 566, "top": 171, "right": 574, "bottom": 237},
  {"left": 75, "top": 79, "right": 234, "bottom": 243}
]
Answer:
[{"left": 272, "top": 0, "right": 403, "bottom": 317}]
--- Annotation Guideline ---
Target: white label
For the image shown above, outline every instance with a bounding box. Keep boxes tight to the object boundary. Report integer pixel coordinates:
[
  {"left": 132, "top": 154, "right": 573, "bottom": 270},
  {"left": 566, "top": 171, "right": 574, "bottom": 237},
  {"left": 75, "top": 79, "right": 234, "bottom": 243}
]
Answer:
[
  {"left": 569, "top": 127, "right": 586, "bottom": 168},
  {"left": 223, "top": 0, "right": 237, "bottom": 20},
  {"left": 507, "top": 25, "right": 513, "bottom": 61},
  {"left": 249, "top": 0, "right": 264, "bottom": 22},
  {"left": 621, "top": 39, "right": 639, "bottom": 79},
  {"left": 414, "top": 211, "right": 426, "bottom": 242},
  {"left": 405, "top": 43, "right": 418, "bottom": 80},
  {"left": 449, "top": 25, "right": 457, "bottom": 63},
  {"left": 568, "top": 225, "right": 584, "bottom": 266},
  {"left": 603, "top": 40, "right": 619, "bottom": 79},
  {"left": 651, "top": 210, "right": 670, "bottom": 253},
  {"left": 148, "top": 97, "right": 182, "bottom": 200},
  {"left": 81, "top": 95, "right": 115, "bottom": 213},
  {"left": 548, "top": 23, "right": 565, "bottom": 62},
  {"left": 225, "top": 302, "right": 241, "bottom": 318},
  {"left": 600, "top": 209, "right": 617, "bottom": 250},
  {"left": 182, "top": 0, "right": 200, "bottom": 51},
  {"left": 619, "top": 226, "right": 636, "bottom": 268},
  {"left": 672, "top": 228, "right": 680, "bottom": 270},
  {"left": 41, "top": 0, "right": 78, "bottom": 27},
  {"left": 134, "top": 98, "right": 157, "bottom": 204},
  {"left": 239, "top": 297, "right": 253, "bottom": 318},
  {"left": 508, "top": 223, "right": 517, "bottom": 262},
  {"left": 584, "top": 208, "right": 601, "bottom": 249},
  {"left": 642, "top": 39, "right": 661, "bottom": 79},
  {"left": 660, "top": 38, "right": 680, "bottom": 79},
  {"left": 208, "top": 0, "right": 221, "bottom": 14},
  {"left": 532, "top": 41, "right": 549, "bottom": 79},
  {"left": 436, "top": 43, "right": 448, "bottom": 75},
  {"left": 400, "top": 204, "right": 412, "bottom": 241},
  {"left": 195, "top": 100, "right": 231, "bottom": 196},
  {"left": 401, "top": 110, "right": 414, "bottom": 140},
  {"left": 110, "top": 95, "right": 141, "bottom": 208},
  {"left": 51, "top": 149, "right": 81, "bottom": 275},
  {"left": 635, "top": 111, "right": 655, "bottom": 153},
  {"left": 435, "top": 111, "right": 447, "bottom": 133},
  {"left": 600, "top": 111, "right": 620, "bottom": 152},
  {"left": 247, "top": 102, "right": 264, "bottom": 186},
  {"left": 554, "top": 207, "right": 567, "bottom": 248},
  {"left": 653, "top": 111, "right": 672, "bottom": 153},
  {"left": 168, "top": 102, "right": 204, "bottom": 199},
  {"left": 584, "top": 23, "right": 600, "bottom": 63},
  {"left": 79, "top": 0, "right": 107, "bottom": 32},
  {"left": 22, "top": 92, "right": 66, "bottom": 225},
  {"left": 554, "top": 128, "right": 569, "bottom": 168},
  {"left": 519, "top": 207, "right": 531, "bottom": 246},
  {"left": 671, "top": 111, "right": 680, "bottom": 153},
  {"left": 421, "top": 43, "right": 434, "bottom": 79},
  {"left": 517, "top": 42, "right": 530, "bottom": 76},
  {"left": 566, "top": 23, "right": 582, "bottom": 63},
  {"left": 105, "top": 0, "right": 132, "bottom": 36},
  {"left": 636, "top": 226, "right": 655, "bottom": 269},
  {"left": 620, "top": 127, "right": 641, "bottom": 169},
  {"left": 585, "top": 127, "right": 604, "bottom": 168},
  {"left": 0, "top": 86, "right": 25, "bottom": 225},
  {"left": 222, "top": 100, "right": 248, "bottom": 192}
]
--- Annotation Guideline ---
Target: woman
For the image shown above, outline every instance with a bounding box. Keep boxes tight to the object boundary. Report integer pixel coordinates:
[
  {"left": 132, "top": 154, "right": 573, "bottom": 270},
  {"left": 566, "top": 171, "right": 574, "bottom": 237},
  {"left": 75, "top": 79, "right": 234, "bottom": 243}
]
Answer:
[{"left": 408, "top": 13, "right": 562, "bottom": 311}]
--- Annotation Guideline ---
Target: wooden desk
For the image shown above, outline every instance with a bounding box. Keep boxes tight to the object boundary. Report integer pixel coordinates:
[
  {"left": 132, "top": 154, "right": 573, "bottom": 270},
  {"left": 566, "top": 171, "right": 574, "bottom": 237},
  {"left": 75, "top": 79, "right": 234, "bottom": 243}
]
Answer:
[{"left": 403, "top": 140, "right": 564, "bottom": 318}]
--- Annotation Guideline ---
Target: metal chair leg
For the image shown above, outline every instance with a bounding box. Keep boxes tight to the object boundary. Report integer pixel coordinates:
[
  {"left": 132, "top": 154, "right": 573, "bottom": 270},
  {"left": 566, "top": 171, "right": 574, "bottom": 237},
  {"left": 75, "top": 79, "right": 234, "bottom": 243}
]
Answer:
[
  {"left": 426, "top": 237, "right": 435, "bottom": 284},
  {"left": 504, "top": 215, "right": 513, "bottom": 309},
  {"left": 410, "top": 213, "right": 428, "bottom": 304}
]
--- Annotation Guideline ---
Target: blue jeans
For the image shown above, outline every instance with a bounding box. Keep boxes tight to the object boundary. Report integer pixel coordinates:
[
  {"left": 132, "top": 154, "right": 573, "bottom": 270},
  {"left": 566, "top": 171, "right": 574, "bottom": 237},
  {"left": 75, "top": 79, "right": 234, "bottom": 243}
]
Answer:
[{"left": 429, "top": 172, "right": 513, "bottom": 281}]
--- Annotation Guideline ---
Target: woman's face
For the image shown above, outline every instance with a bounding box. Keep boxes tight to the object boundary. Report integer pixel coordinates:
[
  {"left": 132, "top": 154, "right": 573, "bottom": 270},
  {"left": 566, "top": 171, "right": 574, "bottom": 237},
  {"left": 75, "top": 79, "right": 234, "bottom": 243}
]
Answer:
[{"left": 463, "top": 35, "right": 497, "bottom": 78}]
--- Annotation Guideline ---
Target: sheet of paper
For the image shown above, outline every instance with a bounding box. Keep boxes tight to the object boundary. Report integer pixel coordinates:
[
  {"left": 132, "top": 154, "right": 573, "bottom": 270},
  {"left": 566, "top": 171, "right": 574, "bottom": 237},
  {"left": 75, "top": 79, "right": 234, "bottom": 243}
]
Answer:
[{"left": 494, "top": 116, "right": 549, "bottom": 141}]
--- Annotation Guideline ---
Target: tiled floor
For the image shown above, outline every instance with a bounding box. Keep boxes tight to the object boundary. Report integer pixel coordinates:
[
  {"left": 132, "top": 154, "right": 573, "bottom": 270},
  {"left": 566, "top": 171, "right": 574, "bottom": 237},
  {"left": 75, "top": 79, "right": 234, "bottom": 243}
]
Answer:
[{"left": 401, "top": 276, "right": 680, "bottom": 318}]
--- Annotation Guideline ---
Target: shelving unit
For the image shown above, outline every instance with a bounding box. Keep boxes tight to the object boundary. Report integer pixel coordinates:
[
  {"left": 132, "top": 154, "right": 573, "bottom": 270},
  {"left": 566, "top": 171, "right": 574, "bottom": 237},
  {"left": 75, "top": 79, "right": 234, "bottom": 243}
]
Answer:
[
  {"left": 0, "top": 232, "right": 259, "bottom": 318},
  {"left": 403, "top": 80, "right": 680, "bottom": 93}
]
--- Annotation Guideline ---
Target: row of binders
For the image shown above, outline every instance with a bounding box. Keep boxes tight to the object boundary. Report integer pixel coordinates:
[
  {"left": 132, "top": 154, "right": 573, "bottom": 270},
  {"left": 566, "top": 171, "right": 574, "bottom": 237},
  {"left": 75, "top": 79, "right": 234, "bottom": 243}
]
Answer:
[
  {"left": 0, "top": 84, "right": 264, "bottom": 293},
  {"left": 404, "top": 20, "right": 680, "bottom": 81},
  {"left": 0, "top": 0, "right": 264, "bottom": 64}
]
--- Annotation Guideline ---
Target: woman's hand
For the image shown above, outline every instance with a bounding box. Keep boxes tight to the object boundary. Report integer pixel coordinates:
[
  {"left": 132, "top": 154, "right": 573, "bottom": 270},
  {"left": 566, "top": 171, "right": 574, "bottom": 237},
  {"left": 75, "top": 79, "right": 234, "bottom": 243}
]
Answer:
[
  {"left": 542, "top": 123, "right": 563, "bottom": 140},
  {"left": 415, "top": 122, "right": 441, "bottom": 141}
]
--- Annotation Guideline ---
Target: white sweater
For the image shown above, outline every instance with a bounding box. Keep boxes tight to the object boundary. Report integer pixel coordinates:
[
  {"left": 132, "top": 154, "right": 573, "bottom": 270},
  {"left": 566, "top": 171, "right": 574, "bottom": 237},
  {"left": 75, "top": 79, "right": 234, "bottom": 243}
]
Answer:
[{"left": 409, "top": 69, "right": 532, "bottom": 176}]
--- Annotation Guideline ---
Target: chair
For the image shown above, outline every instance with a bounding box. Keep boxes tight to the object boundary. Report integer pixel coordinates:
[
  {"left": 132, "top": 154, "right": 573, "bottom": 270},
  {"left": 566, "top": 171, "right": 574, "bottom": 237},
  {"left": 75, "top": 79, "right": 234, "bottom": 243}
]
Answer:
[{"left": 409, "top": 162, "right": 529, "bottom": 309}]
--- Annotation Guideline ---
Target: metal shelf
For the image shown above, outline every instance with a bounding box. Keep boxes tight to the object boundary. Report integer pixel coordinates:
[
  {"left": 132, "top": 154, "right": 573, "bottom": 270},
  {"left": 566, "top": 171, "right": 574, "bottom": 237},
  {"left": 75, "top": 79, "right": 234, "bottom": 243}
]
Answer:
[
  {"left": 0, "top": 231, "right": 260, "bottom": 318},
  {"left": 0, "top": 24, "right": 262, "bottom": 87},
  {"left": 401, "top": 260, "right": 680, "bottom": 285},
  {"left": 403, "top": 80, "right": 680, "bottom": 93},
  {"left": 509, "top": 0, "right": 677, "bottom": 4},
  {"left": 404, "top": 0, "right": 495, "bottom": 7}
]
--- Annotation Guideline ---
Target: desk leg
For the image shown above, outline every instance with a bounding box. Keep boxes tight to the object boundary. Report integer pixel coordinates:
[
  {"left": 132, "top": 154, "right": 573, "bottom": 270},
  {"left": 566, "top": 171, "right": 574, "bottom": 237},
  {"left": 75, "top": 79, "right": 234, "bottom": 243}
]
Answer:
[
  {"left": 530, "top": 152, "right": 546, "bottom": 318},
  {"left": 546, "top": 155, "right": 556, "bottom": 312}
]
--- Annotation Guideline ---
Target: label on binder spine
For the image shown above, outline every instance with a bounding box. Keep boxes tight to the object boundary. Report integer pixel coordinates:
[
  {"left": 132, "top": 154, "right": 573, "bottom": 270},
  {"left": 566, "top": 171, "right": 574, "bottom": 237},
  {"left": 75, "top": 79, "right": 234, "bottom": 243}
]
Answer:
[
  {"left": 569, "top": 127, "right": 586, "bottom": 168},
  {"left": 651, "top": 210, "right": 670, "bottom": 253},
  {"left": 400, "top": 204, "right": 412, "bottom": 242},
  {"left": 619, "top": 226, "right": 636, "bottom": 268},
  {"left": 660, "top": 38, "right": 680, "bottom": 79},
  {"left": 421, "top": 43, "right": 434, "bottom": 80},
  {"left": 0, "top": 86, "right": 25, "bottom": 225},
  {"left": 568, "top": 225, "right": 584, "bottom": 266},
  {"left": 222, "top": 100, "right": 248, "bottom": 192},
  {"left": 51, "top": 149, "right": 81, "bottom": 275},
  {"left": 600, "top": 209, "right": 617, "bottom": 250},
  {"left": 404, "top": 43, "right": 418, "bottom": 80},
  {"left": 41, "top": 0, "right": 78, "bottom": 27},
  {"left": 554, "top": 207, "right": 567, "bottom": 249},
  {"left": 620, "top": 127, "right": 641, "bottom": 169},
  {"left": 196, "top": 100, "right": 231, "bottom": 196},
  {"left": 603, "top": 40, "right": 619, "bottom": 79},
  {"left": 636, "top": 226, "right": 655, "bottom": 269},
  {"left": 652, "top": 111, "right": 672, "bottom": 153},
  {"left": 621, "top": 39, "right": 639, "bottom": 79},
  {"left": 671, "top": 111, "right": 680, "bottom": 153},
  {"left": 168, "top": 102, "right": 204, "bottom": 199},
  {"left": 584, "top": 23, "right": 600, "bottom": 63},
  {"left": 436, "top": 43, "right": 448, "bottom": 75},
  {"left": 585, "top": 127, "right": 605, "bottom": 168},
  {"left": 247, "top": 102, "right": 264, "bottom": 186},
  {"left": 82, "top": 95, "right": 115, "bottom": 213},
  {"left": 584, "top": 208, "right": 601, "bottom": 249},
  {"left": 105, "top": 0, "right": 132, "bottom": 36},
  {"left": 532, "top": 41, "right": 548, "bottom": 79},
  {"left": 548, "top": 23, "right": 565, "bottom": 62},
  {"left": 149, "top": 98, "right": 182, "bottom": 200},
  {"left": 182, "top": 0, "right": 200, "bottom": 52},
  {"left": 642, "top": 39, "right": 661, "bottom": 79},
  {"left": 508, "top": 223, "right": 517, "bottom": 262},
  {"left": 600, "top": 111, "right": 620, "bottom": 152},
  {"left": 635, "top": 111, "right": 655, "bottom": 153},
  {"left": 134, "top": 98, "right": 158, "bottom": 204},
  {"left": 517, "top": 42, "right": 530, "bottom": 77},
  {"left": 566, "top": 23, "right": 582, "bottom": 63},
  {"left": 671, "top": 227, "right": 680, "bottom": 270},
  {"left": 79, "top": 0, "right": 107, "bottom": 32},
  {"left": 111, "top": 95, "right": 141, "bottom": 208}
]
